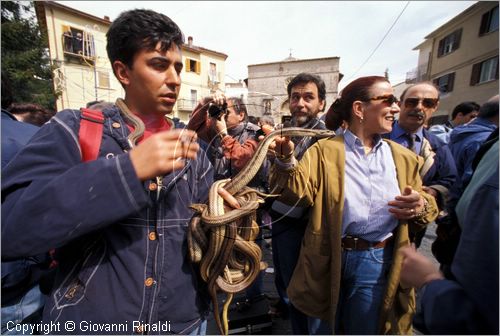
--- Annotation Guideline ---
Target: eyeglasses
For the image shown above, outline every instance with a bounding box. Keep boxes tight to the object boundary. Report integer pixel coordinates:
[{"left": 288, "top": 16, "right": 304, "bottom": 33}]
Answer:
[
  {"left": 367, "top": 94, "right": 399, "bottom": 105},
  {"left": 404, "top": 97, "right": 439, "bottom": 109}
]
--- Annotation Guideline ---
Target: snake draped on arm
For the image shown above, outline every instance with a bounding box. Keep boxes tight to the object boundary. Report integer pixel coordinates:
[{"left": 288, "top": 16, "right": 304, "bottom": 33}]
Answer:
[{"left": 188, "top": 127, "right": 335, "bottom": 335}]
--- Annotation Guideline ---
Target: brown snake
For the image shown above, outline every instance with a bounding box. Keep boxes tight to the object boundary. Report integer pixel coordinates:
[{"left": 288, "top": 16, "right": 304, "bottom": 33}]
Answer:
[{"left": 188, "top": 127, "right": 335, "bottom": 334}]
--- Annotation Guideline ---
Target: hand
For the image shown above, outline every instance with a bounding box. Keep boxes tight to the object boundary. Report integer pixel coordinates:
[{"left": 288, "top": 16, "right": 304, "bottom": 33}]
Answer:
[
  {"left": 129, "top": 129, "right": 199, "bottom": 181},
  {"left": 200, "top": 91, "right": 225, "bottom": 108},
  {"left": 388, "top": 186, "right": 425, "bottom": 219},
  {"left": 268, "top": 135, "right": 294, "bottom": 159},
  {"left": 400, "top": 244, "right": 444, "bottom": 289},
  {"left": 213, "top": 116, "right": 227, "bottom": 136},
  {"left": 422, "top": 186, "right": 438, "bottom": 199}
]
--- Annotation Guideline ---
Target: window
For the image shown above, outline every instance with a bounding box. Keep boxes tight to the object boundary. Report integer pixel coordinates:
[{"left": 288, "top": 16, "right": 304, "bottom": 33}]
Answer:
[
  {"left": 437, "top": 29, "right": 462, "bottom": 57},
  {"left": 61, "top": 25, "right": 95, "bottom": 59},
  {"left": 263, "top": 99, "right": 272, "bottom": 115},
  {"left": 433, "top": 72, "right": 455, "bottom": 93},
  {"left": 470, "top": 57, "right": 499, "bottom": 85},
  {"left": 479, "top": 5, "right": 499, "bottom": 35},
  {"left": 190, "top": 90, "right": 197, "bottom": 106},
  {"left": 185, "top": 58, "right": 200, "bottom": 74},
  {"left": 209, "top": 62, "right": 218, "bottom": 83},
  {"left": 97, "top": 71, "right": 110, "bottom": 88}
]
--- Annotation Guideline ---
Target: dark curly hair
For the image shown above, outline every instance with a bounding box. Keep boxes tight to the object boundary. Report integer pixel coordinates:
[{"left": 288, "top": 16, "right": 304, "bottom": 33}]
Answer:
[{"left": 106, "top": 9, "right": 184, "bottom": 69}]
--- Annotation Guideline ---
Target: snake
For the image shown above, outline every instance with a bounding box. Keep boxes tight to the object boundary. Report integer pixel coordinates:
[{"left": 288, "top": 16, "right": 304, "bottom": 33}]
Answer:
[
  {"left": 188, "top": 127, "right": 335, "bottom": 335},
  {"left": 115, "top": 98, "right": 145, "bottom": 147}
]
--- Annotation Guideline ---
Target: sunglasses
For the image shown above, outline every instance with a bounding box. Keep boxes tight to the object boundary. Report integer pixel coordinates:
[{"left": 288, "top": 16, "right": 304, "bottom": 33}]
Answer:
[
  {"left": 367, "top": 94, "right": 399, "bottom": 105},
  {"left": 404, "top": 97, "right": 439, "bottom": 109}
]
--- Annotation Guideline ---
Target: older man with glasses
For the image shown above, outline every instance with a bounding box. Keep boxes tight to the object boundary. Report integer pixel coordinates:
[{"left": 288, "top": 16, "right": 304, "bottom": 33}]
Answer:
[{"left": 384, "top": 82, "right": 457, "bottom": 249}]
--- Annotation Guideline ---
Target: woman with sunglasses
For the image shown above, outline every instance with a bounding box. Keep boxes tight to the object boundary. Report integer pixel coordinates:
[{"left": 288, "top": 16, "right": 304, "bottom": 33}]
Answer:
[{"left": 269, "top": 75, "right": 438, "bottom": 334}]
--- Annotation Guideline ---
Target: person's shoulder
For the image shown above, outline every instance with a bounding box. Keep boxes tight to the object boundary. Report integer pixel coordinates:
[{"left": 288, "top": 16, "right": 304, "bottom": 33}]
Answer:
[{"left": 245, "top": 122, "right": 260, "bottom": 132}]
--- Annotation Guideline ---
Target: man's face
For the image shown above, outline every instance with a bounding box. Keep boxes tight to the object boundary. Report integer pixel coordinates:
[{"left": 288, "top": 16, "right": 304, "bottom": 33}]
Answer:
[
  {"left": 289, "top": 82, "right": 325, "bottom": 127},
  {"left": 224, "top": 100, "right": 244, "bottom": 129},
  {"left": 119, "top": 42, "right": 182, "bottom": 116},
  {"left": 398, "top": 83, "right": 439, "bottom": 133}
]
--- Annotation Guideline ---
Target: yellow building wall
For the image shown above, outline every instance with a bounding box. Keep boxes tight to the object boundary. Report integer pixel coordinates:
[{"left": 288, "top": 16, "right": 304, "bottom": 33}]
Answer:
[
  {"left": 176, "top": 49, "right": 226, "bottom": 122},
  {"left": 43, "top": 6, "right": 123, "bottom": 111}
]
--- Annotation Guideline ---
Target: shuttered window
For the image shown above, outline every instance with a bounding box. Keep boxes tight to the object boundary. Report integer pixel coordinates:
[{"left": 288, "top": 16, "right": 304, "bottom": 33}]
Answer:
[
  {"left": 184, "top": 58, "right": 201, "bottom": 74},
  {"left": 433, "top": 73, "right": 455, "bottom": 93},
  {"left": 470, "top": 57, "right": 499, "bottom": 85},
  {"left": 437, "top": 29, "right": 462, "bottom": 57},
  {"left": 479, "top": 5, "right": 499, "bottom": 35}
]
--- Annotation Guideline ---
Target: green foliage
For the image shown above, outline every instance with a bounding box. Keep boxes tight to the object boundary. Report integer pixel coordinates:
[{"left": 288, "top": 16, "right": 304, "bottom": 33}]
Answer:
[{"left": 1, "top": 1, "right": 57, "bottom": 110}]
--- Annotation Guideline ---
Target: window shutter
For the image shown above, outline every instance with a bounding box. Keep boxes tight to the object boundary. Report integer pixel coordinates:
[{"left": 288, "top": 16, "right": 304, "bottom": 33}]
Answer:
[
  {"left": 495, "top": 57, "right": 499, "bottom": 80},
  {"left": 438, "top": 39, "right": 445, "bottom": 57},
  {"left": 195, "top": 61, "right": 200, "bottom": 74},
  {"left": 185, "top": 59, "right": 190, "bottom": 72},
  {"left": 448, "top": 72, "right": 455, "bottom": 92},
  {"left": 479, "top": 11, "right": 490, "bottom": 35},
  {"left": 453, "top": 29, "right": 462, "bottom": 51},
  {"left": 470, "top": 63, "right": 481, "bottom": 85}
]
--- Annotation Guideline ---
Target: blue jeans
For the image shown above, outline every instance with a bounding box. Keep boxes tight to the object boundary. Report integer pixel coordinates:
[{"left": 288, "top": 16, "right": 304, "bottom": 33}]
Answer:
[
  {"left": 188, "top": 319, "right": 207, "bottom": 335},
  {"left": 335, "top": 244, "right": 393, "bottom": 334},
  {"left": 1, "top": 285, "right": 45, "bottom": 335},
  {"left": 271, "top": 213, "right": 330, "bottom": 335}
]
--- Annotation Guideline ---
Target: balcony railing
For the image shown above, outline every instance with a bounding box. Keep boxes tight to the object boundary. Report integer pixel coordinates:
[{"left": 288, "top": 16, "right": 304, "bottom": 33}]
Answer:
[
  {"left": 405, "top": 63, "right": 429, "bottom": 83},
  {"left": 176, "top": 98, "right": 197, "bottom": 111}
]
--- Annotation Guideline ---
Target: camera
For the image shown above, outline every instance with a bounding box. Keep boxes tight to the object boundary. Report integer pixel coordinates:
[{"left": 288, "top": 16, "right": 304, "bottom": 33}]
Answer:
[{"left": 208, "top": 101, "right": 227, "bottom": 119}]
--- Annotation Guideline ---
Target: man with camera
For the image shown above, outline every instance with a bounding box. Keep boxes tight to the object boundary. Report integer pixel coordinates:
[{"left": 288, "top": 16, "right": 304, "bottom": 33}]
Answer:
[{"left": 188, "top": 93, "right": 268, "bottom": 184}]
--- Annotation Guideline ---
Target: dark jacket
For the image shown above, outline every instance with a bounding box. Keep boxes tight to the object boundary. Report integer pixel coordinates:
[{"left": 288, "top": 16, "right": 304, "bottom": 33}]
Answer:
[
  {"left": 385, "top": 125, "right": 457, "bottom": 208},
  {"left": 414, "top": 141, "right": 499, "bottom": 334},
  {"left": 1, "top": 110, "right": 48, "bottom": 305},
  {"left": 448, "top": 117, "right": 496, "bottom": 192},
  {"left": 1, "top": 106, "right": 213, "bottom": 334}
]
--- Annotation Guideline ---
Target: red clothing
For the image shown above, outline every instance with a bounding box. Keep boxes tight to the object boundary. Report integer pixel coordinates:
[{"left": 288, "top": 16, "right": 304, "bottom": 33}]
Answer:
[
  {"left": 220, "top": 135, "right": 258, "bottom": 171},
  {"left": 126, "top": 114, "right": 171, "bottom": 143}
]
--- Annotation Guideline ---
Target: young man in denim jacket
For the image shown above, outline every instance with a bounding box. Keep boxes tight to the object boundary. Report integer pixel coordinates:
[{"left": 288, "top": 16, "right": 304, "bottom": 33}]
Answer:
[{"left": 2, "top": 9, "right": 212, "bottom": 335}]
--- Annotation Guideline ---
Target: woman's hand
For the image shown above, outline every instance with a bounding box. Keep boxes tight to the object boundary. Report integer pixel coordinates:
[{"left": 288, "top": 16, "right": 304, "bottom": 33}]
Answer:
[{"left": 388, "top": 186, "right": 425, "bottom": 219}]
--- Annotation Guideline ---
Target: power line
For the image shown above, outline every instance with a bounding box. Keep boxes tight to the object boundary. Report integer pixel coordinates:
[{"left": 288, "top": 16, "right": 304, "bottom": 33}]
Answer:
[{"left": 346, "top": 1, "right": 410, "bottom": 82}]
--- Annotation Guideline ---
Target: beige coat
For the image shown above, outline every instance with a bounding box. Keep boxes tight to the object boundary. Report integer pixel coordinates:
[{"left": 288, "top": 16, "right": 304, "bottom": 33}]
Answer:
[{"left": 270, "top": 135, "right": 438, "bottom": 334}]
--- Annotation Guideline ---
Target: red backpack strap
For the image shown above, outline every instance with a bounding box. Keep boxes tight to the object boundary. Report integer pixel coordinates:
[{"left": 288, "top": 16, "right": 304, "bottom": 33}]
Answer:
[{"left": 79, "top": 108, "right": 105, "bottom": 162}]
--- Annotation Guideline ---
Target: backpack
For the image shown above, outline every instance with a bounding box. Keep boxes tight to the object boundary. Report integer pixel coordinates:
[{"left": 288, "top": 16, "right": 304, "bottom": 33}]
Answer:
[{"left": 79, "top": 108, "right": 105, "bottom": 161}]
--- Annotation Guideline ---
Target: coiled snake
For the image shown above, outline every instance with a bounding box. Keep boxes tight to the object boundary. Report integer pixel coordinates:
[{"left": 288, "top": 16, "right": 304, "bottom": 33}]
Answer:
[
  {"left": 188, "top": 127, "right": 335, "bottom": 334},
  {"left": 114, "top": 99, "right": 335, "bottom": 334}
]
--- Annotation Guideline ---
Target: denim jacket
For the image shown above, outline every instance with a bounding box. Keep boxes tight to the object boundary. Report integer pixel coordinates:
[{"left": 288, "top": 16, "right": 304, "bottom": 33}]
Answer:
[{"left": 1, "top": 106, "right": 213, "bottom": 334}]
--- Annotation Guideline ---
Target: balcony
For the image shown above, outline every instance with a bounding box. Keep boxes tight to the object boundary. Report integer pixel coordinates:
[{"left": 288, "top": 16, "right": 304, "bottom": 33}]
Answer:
[
  {"left": 177, "top": 98, "right": 197, "bottom": 112},
  {"left": 405, "top": 63, "right": 429, "bottom": 83},
  {"left": 62, "top": 31, "right": 96, "bottom": 64}
]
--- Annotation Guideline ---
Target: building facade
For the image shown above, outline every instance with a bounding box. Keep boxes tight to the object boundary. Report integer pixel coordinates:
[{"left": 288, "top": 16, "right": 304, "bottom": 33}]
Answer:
[
  {"left": 247, "top": 56, "right": 341, "bottom": 123},
  {"left": 35, "top": 1, "right": 227, "bottom": 122},
  {"left": 176, "top": 37, "right": 227, "bottom": 122},
  {"left": 409, "top": 2, "right": 499, "bottom": 123}
]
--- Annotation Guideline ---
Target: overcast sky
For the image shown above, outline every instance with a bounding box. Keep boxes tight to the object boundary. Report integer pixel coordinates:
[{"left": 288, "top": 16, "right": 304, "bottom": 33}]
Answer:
[{"left": 57, "top": 1, "right": 477, "bottom": 90}]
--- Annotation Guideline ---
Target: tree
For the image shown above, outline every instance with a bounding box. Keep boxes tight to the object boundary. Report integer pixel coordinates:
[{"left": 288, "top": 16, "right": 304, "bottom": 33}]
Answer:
[{"left": 1, "top": 1, "right": 58, "bottom": 110}]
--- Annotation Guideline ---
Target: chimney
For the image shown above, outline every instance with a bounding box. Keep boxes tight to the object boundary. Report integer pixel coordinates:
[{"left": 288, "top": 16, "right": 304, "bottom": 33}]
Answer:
[
  {"left": 188, "top": 36, "right": 193, "bottom": 47},
  {"left": 104, "top": 15, "right": 110, "bottom": 21}
]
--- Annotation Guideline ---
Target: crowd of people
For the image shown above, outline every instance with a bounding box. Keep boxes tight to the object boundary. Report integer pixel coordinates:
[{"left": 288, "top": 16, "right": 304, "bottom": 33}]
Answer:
[{"left": 1, "top": 7, "right": 498, "bottom": 336}]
